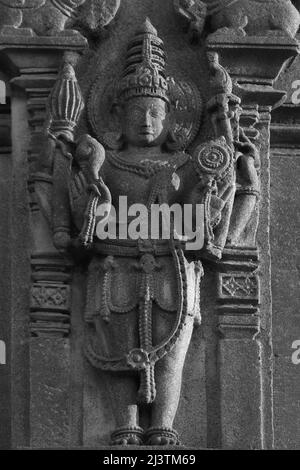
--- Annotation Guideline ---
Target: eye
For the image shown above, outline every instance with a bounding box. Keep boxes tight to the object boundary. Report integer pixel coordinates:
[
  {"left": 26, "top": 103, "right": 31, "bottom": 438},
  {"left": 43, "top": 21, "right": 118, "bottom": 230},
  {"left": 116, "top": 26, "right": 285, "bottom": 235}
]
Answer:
[
  {"left": 151, "top": 107, "right": 166, "bottom": 118},
  {"left": 127, "top": 106, "right": 143, "bottom": 119}
]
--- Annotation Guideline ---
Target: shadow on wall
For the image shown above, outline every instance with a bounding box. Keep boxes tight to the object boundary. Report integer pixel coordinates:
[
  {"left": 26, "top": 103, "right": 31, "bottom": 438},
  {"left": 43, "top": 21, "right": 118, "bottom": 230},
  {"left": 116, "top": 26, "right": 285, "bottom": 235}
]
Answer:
[{"left": 293, "top": 0, "right": 300, "bottom": 10}]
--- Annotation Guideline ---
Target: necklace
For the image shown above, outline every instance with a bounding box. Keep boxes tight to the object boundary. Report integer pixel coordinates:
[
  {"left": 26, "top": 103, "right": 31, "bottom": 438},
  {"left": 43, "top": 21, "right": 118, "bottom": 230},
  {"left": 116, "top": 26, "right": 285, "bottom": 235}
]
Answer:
[{"left": 106, "top": 151, "right": 190, "bottom": 178}]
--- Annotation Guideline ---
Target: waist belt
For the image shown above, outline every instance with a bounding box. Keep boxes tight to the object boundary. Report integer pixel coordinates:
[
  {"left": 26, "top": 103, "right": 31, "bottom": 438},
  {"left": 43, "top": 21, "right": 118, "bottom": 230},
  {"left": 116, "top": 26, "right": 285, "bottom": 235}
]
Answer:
[{"left": 92, "top": 240, "right": 181, "bottom": 257}]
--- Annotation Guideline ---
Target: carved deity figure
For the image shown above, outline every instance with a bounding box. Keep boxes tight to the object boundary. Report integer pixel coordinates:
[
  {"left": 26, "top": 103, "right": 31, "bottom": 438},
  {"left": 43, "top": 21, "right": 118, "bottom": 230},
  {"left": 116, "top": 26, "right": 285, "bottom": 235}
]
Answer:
[{"left": 42, "top": 19, "right": 260, "bottom": 446}]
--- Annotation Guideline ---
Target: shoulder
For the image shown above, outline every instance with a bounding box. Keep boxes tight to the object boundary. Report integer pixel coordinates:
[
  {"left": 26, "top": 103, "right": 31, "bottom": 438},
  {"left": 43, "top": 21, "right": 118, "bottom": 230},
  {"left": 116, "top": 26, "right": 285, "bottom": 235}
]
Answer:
[{"left": 172, "top": 151, "right": 192, "bottom": 170}]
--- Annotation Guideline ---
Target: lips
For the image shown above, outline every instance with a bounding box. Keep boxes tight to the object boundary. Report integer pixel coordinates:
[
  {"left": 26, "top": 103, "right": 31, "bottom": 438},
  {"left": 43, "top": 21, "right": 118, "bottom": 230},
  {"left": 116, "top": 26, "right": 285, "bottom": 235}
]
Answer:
[{"left": 139, "top": 130, "right": 154, "bottom": 136}]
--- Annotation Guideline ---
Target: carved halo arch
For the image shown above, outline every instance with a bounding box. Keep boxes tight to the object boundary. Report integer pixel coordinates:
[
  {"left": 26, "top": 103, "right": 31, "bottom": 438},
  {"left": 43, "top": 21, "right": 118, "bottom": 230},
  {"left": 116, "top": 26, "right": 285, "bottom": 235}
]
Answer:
[{"left": 87, "top": 73, "right": 203, "bottom": 151}]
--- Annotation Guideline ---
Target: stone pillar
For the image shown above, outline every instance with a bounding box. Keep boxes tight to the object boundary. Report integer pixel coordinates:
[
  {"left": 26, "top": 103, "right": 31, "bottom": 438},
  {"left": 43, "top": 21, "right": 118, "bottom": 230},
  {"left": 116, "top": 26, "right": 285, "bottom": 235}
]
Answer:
[
  {"left": 30, "top": 254, "right": 73, "bottom": 447},
  {"left": 206, "top": 34, "right": 299, "bottom": 449},
  {"left": 0, "top": 35, "right": 86, "bottom": 448},
  {"left": 216, "top": 247, "right": 261, "bottom": 449},
  {"left": 0, "top": 76, "right": 11, "bottom": 449},
  {"left": 269, "top": 50, "right": 300, "bottom": 449}
]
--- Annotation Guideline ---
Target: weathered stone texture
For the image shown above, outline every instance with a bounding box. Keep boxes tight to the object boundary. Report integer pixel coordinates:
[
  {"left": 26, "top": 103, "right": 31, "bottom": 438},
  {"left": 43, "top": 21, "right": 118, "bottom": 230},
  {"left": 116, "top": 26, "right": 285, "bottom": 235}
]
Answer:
[
  {"left": 0, "top": 0, "right": 299, "bottom": 450},
  {"left": 271, "top": 154, "right": 300, "bottom": 449},
  {"left": 0, "top": 118, "right": 12, "bottom": 449},
  {"left": 30, "top": 338, "right": 71, "bottom": 447}
]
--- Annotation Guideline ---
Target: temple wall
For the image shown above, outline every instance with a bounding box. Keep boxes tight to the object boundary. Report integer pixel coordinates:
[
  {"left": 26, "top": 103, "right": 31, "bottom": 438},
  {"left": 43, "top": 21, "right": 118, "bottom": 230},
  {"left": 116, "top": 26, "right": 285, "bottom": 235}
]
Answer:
[{"left": 0, "top": 0, "right": 299, "bottom": 450}]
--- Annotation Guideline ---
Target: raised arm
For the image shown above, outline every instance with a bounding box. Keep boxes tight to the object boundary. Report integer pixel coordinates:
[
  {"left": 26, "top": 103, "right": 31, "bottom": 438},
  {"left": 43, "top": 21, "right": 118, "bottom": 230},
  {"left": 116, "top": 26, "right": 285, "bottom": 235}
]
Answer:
[{"left": 47, "top": 58, "right": 85, "bottom": 251}]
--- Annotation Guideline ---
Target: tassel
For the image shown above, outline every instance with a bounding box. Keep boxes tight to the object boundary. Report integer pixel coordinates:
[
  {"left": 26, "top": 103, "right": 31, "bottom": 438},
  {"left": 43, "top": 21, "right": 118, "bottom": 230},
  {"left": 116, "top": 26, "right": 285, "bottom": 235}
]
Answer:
[{"left": 79, "top": 194, "right": 99, "bottom": 247}]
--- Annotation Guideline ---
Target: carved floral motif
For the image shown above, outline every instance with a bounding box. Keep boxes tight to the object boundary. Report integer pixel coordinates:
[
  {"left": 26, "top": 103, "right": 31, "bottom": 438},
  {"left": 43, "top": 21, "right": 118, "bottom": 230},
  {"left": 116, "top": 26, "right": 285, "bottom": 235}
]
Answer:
[
  {"left": 219, "top": 273, "right": 259, "bottom": 299},
  {"left": 31, "top": 285, "right": 69, "bottom": 309}
]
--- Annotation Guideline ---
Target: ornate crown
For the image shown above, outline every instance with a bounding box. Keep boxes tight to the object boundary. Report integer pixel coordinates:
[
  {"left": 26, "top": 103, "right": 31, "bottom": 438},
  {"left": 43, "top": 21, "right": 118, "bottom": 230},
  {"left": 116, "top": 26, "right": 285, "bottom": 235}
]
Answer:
[{"left": 118, "top": 18, "right": 170, "bottom": 104}]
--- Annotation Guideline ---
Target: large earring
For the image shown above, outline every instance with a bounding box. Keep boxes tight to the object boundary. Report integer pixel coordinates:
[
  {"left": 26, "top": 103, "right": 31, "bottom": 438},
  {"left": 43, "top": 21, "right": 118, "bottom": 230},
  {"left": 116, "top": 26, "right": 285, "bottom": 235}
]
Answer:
[{"left": 164, "top": 129, "right": 181, "bottom": 152}]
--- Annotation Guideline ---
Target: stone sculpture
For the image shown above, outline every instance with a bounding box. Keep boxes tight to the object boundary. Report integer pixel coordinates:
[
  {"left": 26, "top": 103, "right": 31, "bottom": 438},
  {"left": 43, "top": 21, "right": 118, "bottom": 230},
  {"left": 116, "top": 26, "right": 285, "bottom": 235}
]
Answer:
[
  {"left": 175, "top": 0, "right": 300, "bottom": 39},
  {"left": 40, "top": 18, "right": 260, "bottom": 446},
  {"left": 0, "top": 0, "right": 121, "bottom": 37}
]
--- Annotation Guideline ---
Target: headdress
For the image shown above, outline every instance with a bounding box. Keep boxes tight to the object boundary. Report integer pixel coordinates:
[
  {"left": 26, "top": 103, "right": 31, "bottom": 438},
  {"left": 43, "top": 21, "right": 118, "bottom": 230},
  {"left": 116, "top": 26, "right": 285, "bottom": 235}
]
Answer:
[
  {"left": 118, "top": 18, "right": 169, "bottom": 104},
  {"left": 88, "top": 18, "right": 203, "bottom": 150}
]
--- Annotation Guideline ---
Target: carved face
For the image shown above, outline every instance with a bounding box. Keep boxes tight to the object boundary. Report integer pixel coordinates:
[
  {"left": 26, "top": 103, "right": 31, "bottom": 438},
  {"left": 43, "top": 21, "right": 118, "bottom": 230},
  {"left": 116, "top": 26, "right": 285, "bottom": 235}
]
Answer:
[{"left": 121, "top": 96, "right": 169, "bottom": 148}]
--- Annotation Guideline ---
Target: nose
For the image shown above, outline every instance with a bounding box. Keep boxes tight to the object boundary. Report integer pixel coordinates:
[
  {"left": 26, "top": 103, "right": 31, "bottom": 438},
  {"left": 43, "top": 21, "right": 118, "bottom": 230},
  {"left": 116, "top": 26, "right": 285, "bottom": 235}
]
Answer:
[{"left": 141, "top": 111, "right": 151, "bottom": 128}]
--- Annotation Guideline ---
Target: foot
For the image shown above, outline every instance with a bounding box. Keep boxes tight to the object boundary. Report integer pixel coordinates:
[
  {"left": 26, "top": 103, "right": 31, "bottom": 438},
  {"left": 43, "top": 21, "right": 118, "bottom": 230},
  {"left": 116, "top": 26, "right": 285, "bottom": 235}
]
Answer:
[
  {"left": 208, "top": 26, "right": 246, "bottom": 40},
  {"left": 110, "top": 426, "right": 144, "bottom": 446},
  {"left": 145, "top": 427, "right": 180, "bottom": 446},
  {"left": 0, "top": 26, "right": 35, "bottom": 37}
]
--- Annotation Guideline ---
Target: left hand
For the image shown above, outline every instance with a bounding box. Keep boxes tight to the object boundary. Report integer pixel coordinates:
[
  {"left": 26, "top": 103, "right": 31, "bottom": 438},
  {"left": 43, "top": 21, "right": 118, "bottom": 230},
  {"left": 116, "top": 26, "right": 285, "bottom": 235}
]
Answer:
[{"left": 75, "top": 134, "right": 106, "bottom": 182}]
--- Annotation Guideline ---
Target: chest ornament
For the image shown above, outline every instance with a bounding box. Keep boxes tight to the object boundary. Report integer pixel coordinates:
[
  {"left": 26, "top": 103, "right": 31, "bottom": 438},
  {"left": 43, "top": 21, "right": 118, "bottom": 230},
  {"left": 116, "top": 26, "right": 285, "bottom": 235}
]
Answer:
[{"left": 106, "top": 151, "right": 190, "bottom": 179}]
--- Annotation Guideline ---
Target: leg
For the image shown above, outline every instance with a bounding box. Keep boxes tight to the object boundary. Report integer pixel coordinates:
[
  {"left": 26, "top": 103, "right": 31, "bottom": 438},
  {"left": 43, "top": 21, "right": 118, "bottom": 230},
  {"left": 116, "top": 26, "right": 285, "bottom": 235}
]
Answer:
[
  {"left": 105, "top": 372, "right": 139, "bottom": 428},
  {"left": 89, "top": 304, "right": 142, "bottom": 445},
  {"left": 104, "top": 372, "right": 144, "bottom": 445},
  {"left": 146, "top": 308, "right": 194, "bottom": 444}
]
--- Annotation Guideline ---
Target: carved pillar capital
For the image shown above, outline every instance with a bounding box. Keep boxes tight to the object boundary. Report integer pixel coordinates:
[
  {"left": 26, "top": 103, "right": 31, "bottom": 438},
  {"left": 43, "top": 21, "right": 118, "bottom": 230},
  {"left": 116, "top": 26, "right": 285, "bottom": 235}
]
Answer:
[
  {"left": 0, "top": 36, "right": 87, "bottom": 176},
  {"left": 206, "top": 34, "right": 299, "bottom": 143},
  {"left": 0, "top": 35, "right": 87, "bottom": 79},
  {"left": 206, "top": 35, "right": 299, "bottom": 88}
]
